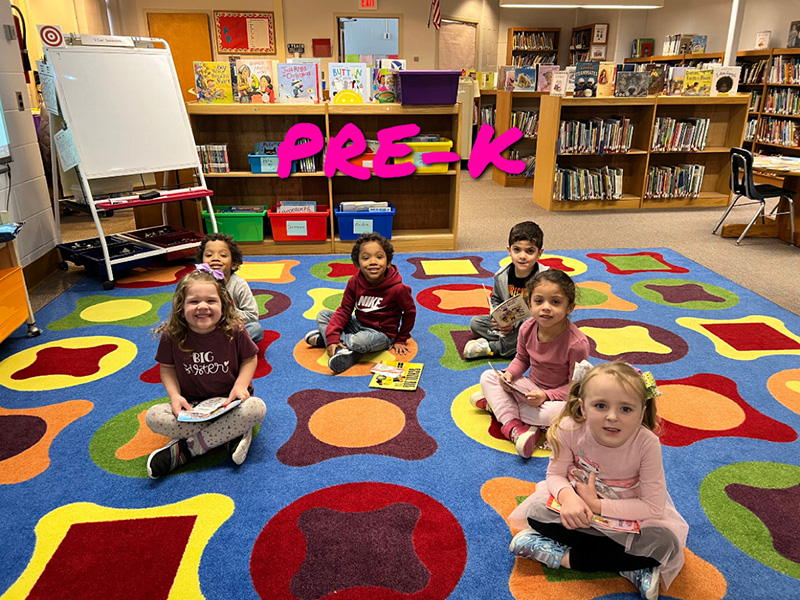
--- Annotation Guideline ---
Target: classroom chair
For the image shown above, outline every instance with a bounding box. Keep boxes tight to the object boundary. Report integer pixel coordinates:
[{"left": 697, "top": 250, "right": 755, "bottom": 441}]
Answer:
[{"left": 713, "top": 147, "right": 795, "bottom": 246}]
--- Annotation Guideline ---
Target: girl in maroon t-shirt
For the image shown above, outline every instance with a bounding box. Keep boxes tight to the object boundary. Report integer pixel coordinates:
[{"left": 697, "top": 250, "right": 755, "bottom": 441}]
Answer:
[{"left": 144, "top": 266, "right": 266, "bottom": 479}]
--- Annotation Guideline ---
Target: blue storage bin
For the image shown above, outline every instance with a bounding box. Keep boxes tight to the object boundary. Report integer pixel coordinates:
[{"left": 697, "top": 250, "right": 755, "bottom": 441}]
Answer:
[
  {"left": 248, "top": 141, "right": 297, "bottom": 174},
  {"left": 335, "top": 204, "right": 395, "bottom": 240}
]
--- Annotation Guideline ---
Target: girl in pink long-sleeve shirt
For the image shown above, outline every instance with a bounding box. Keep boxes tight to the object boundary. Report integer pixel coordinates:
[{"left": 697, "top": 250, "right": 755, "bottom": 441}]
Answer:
[
  {"left": 508, "top": 362, "right": 688, "bottom": 600},
  {"left": 471, "top": 270, "right": 589, "bottom": 458}
]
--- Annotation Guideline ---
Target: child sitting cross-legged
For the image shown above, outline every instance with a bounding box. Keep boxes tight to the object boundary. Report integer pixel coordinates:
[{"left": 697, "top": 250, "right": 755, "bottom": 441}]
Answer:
[{"left": 304, "top": 233, "right": 416, "bottom": 374}]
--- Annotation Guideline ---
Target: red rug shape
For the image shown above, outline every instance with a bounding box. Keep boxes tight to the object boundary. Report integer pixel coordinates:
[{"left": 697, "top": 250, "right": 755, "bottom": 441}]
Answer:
[
  {"left": 587, "top": 251, "right": 689, "bottom": 275},
  {"left": 702, "top": 322, "right": 800, "bottom": 352},
  {"left": 28, "top": 515, "right": 196, "bottom": 600},
  {"left": 327, "top": 262, "right": 359, "bottom": 279},
  {"left": 12, "top": 345, "right": 117, "bottom": 380},
  {"left": 0, "top": 415, "right": 47, "bottom": 460},
  {"left": 539, "top": 257, "right": 574, "bottom": 272},
  {"left": 250, "top": 482, "right": 466, "bottom": 600}
]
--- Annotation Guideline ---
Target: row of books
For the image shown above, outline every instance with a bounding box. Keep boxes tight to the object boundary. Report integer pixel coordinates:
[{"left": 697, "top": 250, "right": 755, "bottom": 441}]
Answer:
[
  {"left": 757, "top": 117, "right": 800, "bottom": 147},
  {"left": 651, "top": 117, "right": 710, "bottom": 152},
  {"left": 508, "top": 150, "right": 536, "bottom": 178},
  {"left": 554, "top": 165, "right": 624, "bottom": 201},
  {"left": 511, "top": 54, "right": 558, "bottom": 68},
  {"left": 739, "top": 59, "right": 769, "bottom": 85},
  {"left": 631, "top": 38, "right": 655, "bottom": 59},
  {"left": 274, "top": 200, "right": 318, "bottom": 213},
  {"left": 750, "top": 90, "right": 763, "bottom": 111},
  {"left": 511, "top": 31, "right": 556, "bottom": 51},
  {"left": 557, "top": 117, "right": 634, "bottom": 155},
  {"left": 745, "top": 119, "right": 758, "bottom": 141},
  {"left": 662, "top": 33, "right": 707, "bottom": 56},
  {"left": 510, "top": 110, "right": 539, "bottom": 138},
  {"left": 767, "top": 56, "right": 800, "bottom": 84},
  {"left": 196, "top": 144, "right": 229, "bottom": 174},
  {"left": 338, "top": 201, "right": 392, "bottom": 213},
  {"left": 480, "top": 105, "right": 496, "bottom": 127},
  {"left": 644, "top": 164, "right": 706, "bottom": 199},
  {"left": 762, "top": 88, "right": 800, "bottom": 115}
]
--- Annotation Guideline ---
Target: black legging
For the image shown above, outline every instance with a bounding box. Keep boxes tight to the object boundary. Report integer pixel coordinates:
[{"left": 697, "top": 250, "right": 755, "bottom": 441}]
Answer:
[{"left": 528, "top": 519, "right": 660, "bottom": 572}]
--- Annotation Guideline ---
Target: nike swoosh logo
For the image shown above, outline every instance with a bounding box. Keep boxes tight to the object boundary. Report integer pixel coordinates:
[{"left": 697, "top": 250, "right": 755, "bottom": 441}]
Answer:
[{"left": 357, "top": 306, "right": 382, "bottom": 313}]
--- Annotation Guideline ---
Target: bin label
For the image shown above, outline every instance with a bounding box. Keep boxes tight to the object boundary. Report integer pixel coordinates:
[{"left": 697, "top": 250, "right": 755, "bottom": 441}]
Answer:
[
  {"left": 286, "top": 221, "right": 308, "bottom": 236},
  {"left": 353, "top": 219, "right": 374, "bottom": 234}
]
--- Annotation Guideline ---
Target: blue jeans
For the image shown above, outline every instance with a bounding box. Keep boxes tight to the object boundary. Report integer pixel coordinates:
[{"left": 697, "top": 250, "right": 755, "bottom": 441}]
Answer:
[
  {"left": 316, "top": 309, "right": 392, "bottom": 354},
  {"left": 245, "top": 320, "right": 264, "bottom": 343}
]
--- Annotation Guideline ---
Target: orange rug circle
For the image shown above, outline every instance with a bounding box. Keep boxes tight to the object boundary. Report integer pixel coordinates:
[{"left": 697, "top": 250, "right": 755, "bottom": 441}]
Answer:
[
  {"left": 308, "top": 397, "right": 406, "bottom": 448},
  {"left": 658, "top": 384, "right": 745, "bottom": 430}
]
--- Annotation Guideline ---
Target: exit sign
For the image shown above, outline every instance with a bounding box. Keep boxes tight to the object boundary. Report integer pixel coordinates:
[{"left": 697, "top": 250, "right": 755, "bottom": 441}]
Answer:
[{"left": 360, "top": 0, "right": 377, "bottom": 9}]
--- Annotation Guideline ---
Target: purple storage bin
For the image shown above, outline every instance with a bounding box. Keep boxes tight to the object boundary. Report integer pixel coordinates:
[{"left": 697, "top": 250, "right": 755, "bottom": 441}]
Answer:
[{"left": 394, "top": 70, "right": 461, "bottom": 105}]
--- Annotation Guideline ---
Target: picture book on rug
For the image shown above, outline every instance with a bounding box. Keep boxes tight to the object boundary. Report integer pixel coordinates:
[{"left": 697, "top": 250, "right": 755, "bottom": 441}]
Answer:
[
  {"left": 235, "top": 59, "right": 276, "bottom": 104},
  {"left": 547, "top": 495, "right": 641, "bottom": 533},
  {"left": 328, "top": 62, "right": 370, "bottom": 103},
  {"left": 193, "top": 61, "right": 233, "bottom": 104},
  {"left": 177, "top": 398, "right": 241, "bottom": 422},
  {"left": 369, "top": 361, "right": 423, "bottom": 391},
  {"left": 276, "top": 62, "right": 320, "bottom": 103}
]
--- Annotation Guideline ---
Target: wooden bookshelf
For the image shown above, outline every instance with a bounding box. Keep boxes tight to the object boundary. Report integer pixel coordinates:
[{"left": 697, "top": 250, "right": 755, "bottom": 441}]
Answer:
[
  {"left": 507, "top": 28, "right": 561, "bottom": 68},
  {"left": 532, "top": 95, "right": 749, "bottom": 211},
  {"left": 186, "top": 103, "right": 462, "bottom": 254},
  {"left": 625, "top": 52, "right": 724, "bottom": 66},
  {"left": 570, "top": 23, "right": 608, "bottom": 65},
  {"left": 489, "top": 90, "right": 543, "bottom": 187}
]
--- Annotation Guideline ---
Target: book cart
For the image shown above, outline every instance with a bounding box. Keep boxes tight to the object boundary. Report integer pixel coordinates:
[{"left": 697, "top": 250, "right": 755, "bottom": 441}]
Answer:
[
  {"left": 186, "top": 102, "right": 462, "bottom": 254},
  {"left": 46, "top": 36, "right": 217, "bottom": 290},
  {"left": 532, "top": 95, "right": 749, "bottom": 211},
  {"left": 506, "top": 28, "right": 561, "bottom": 68}
]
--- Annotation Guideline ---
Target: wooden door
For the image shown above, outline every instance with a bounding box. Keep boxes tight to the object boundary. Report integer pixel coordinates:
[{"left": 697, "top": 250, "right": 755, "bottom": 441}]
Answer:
[{"left": 147, "top": 13, "right": 213, "bottom": 103}]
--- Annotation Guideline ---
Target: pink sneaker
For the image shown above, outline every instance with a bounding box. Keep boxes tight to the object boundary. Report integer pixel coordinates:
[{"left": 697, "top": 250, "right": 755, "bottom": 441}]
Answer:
[{"left": 513, "top": 427, "right": 540, "bottom": 458}]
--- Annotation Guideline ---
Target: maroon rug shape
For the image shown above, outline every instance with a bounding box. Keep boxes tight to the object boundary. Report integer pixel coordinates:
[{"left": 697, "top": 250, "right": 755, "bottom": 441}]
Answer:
[
  {"left": 725, "top": 482, "right": 800, "bottom": 563},
  {"left": 0, "top": 415, "right": 47, "bottom": 460},
  {"left": 12, "top": 345, "right": 117, "bottom": 380},
  {"left": 574, "top": 318, "right": 689, "bottom": 365},
  {"left": 253, "top": 289, "right": 291, "bottom": 319},
  {"left": 291, "top": 504, "right": 429, "bottom": 599},
  {"left": 645, "top": 283, "right": 726, "bottom": 304},
  {"left": 28, "top": 515, "right": 196, "bottom": 600},
  {"left": 251, "top": 482, "right": 467, "bottom": 600},
  {"left": 406, "top": 256, "right": 493, "bottom": 280},
  {"left": 702, "top": 322, "right": 800, "bottom": 352}
]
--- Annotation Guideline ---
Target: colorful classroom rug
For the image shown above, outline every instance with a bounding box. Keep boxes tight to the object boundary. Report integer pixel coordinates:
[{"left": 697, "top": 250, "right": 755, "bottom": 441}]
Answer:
[{"left": 1, "top": 248, "right": 799, "bottom": 600}]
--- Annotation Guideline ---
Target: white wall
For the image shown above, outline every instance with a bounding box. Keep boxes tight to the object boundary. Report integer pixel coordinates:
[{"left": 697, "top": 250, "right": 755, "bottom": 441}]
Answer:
[{"left": 0, "top": 1, "right": 57, "bottom": 266}]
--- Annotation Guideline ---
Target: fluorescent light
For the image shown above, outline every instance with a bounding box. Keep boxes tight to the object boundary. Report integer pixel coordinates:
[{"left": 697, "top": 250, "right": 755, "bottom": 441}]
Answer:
[{"left": 500, "top": 0, "right": 663, "bottom": 8}]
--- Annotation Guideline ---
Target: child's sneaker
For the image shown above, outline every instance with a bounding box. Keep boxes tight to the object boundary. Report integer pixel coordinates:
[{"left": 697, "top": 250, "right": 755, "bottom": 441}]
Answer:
[
  {"left": 464, "top": 338, "right": 493, "bottom": 359},
  {"left": 147, "top": 439, "right": 190, "bottom": 479},
  {"left": 469, "top": 390, "right": 492, "bottom": 412},
  {"left": 620, "top": 567, "right": 660, "bottom": 600},
  {"left": 304, "top": 330, "right": 325, "bottom": 348},
  {"left": 513, "top": 426, "right": 540, "bottom": 458},
  {"left": 228, "top": 429, "right": 253, "bottom": 465},
  {"left": 328, "top": 347, "right": 362, "bottom": 374},
  {"left": 509, "top": 528, "right": 569, "bottom": 569}
]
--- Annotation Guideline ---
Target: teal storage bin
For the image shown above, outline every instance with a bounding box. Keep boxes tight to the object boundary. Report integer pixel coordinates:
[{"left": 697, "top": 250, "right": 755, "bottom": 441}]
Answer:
[
  {"left": 335, "top": 204, "right": 395, "bottom": 240},
  {"left": 203, "top": 206, "right": 267, "bottom": 242}
]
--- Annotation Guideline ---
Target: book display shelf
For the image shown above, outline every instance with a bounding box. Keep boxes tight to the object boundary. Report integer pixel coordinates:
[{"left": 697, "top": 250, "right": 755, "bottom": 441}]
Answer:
[
  {"left": 625, "top": 52, "right": 724, "bottom": 66},
  {"left": 507, "top": 28, "right": 561, "bottom": 68},
  {"left": 532, "top": 95, "right": 749, "bottom": 212},
  {"left": 489, "top": 90, "right": 543, "bottom": 187},
  {"left": 186, "top": 103, "right": 461, "bottom": 254},
  {"left": 570, "top": 23, "right": 608, "bottom": 65}
]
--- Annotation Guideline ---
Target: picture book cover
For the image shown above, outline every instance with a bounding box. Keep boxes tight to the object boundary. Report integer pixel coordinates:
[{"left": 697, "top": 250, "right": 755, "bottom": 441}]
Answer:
[
  {"left": 276, "top": 62, "right": 320, "bottom": 103},
  {"left": 547, "top": 495, "right": 641, "bottom": 533},
  {"left": 177, "top": 398, "right": 241, "bottom": 422},
  {"left": 369, "top": 361, "right": 424, "bottom": 392},
  {"left": 574, "top": 61, "right": 600, "bottom": 98},
  {"left": 491, "top": 294, "right": 532, "bottom": 327},
  {"left": 755, "top": 30, "right": 771, "bottom": 50},
  {"left": 537, "top": 65, "right": 560, "bottom": 92},
  {"left": 682, "top": 69, "right": 713, "bottom": 96},
  {"left": 596, "top": 62, "right": 616, "bottom": 97},
  {"left": 550, "top": 71, "right": 568, "bottom": 96},
  {"left": 565, "top": 66, "right": 577, "bottom": 93},
  {"left": 328, "top": 62, "right": 370, "bottom": 103},
  {"left": 235, "top": 59, "right": 275, "bottom": 104},
  {"left": 380, "top": 59, "right": 406, "bottom": 71},
  {"left": 789, "top": 21, "right": 800, "bottom": 48},
  {"left": 498, "top": 65, "right": 515, "bottom": 91},
  {"left": 645, "top": 64, "right": 667, "bottom": 95},
  {"left": 667, "top": 66, "right": 686, "bottom": 96},
  {"left": 614, "top": 71, "right": 649, "bottom": 97},
  {"left": 691, "top": 35, "right": 708, "bottom": 54},
  {"left": 193, "top": 61, "right": 234, "bottom": 104},
  {"left": 372, "top": 68, "right": 396, "bottom": 103},
  {"left": 710, "top": 65, "right": 741, "bottom": 96},
  {"left": 514, "top": 66, "right": 538, "bottom": 91}
]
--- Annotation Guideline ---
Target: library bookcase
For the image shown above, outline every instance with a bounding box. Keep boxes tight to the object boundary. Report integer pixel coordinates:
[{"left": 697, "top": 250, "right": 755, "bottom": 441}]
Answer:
[
  {"left": 506, "top": 28, "right": 561, "bottom": 68},
  {"left": 485, "top": 90, "right": 543, "bottom": 187},
  {"left": 569, "top": 23, "right": 608, "bottom": 65},
  {"left": 186, "top": 103, "right": 462, "bottom": 254},
  {"left": 532, "top": 94, "right": 749, "bottom": 211}
]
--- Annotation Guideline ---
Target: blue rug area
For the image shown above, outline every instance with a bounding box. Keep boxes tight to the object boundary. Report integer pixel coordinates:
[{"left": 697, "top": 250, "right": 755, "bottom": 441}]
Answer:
[{"left": 0, "top": 248, "right": 799, "bottom": 599}]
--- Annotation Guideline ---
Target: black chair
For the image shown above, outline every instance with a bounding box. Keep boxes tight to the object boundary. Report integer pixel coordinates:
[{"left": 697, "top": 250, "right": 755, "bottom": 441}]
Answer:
[{"left": 713, "top": 147, "right": 795, "bottom": 246}]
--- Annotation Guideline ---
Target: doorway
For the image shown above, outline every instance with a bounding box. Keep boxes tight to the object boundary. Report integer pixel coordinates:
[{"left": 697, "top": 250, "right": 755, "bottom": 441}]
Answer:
[{"left": 336, "top": 16, "right": 401, "bottom": 63}]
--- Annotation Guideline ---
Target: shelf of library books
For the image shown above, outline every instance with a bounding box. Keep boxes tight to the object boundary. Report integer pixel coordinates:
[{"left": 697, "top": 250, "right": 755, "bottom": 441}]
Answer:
[
  {"left": 624, "top": 52, "right": 724, "bottom": 66},
  {"left": 506, "top": 28, "right": 560, "bottom": 67},
  {"left": 491, "top": 91, "right": 542, "bottom": 187},
  {"left": 532, "top": 95, "right": 748, "bottom": 211},
  {"left": 569, "top": 23, "right": 608, "bottom": 66}
]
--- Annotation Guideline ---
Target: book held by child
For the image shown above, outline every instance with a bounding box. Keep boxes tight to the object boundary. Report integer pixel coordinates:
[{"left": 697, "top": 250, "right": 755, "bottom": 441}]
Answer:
[
  {"left": 177, "top": 398, "right": 241, "bottom": 422},
  {"left": 547, "top": 495, "right": 641, "bottom": 533}
]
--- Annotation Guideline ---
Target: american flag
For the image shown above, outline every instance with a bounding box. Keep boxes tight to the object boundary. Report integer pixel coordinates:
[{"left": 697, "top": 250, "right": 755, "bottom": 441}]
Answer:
[{"left": 429, "top": 0, "right": 441, "bottom": 30}]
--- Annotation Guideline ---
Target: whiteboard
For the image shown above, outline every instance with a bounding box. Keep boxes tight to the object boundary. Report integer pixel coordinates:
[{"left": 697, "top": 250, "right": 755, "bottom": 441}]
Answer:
[{"left": 46, "top": 44, "right": 199, "bottom": 179}]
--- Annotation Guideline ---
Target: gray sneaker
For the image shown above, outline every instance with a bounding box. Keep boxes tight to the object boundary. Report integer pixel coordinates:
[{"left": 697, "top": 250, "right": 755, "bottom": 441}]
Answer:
[
  {"left": 328, "top": 348, "right": 362, "bottom": 373},
  {"left": 508, "top": 527, "right": 569, "bottom": 569},
  {"left": 620, "top": 566, "right": 660, "bottom": 600},
  {"left": 304, "top": 330, "right": 325, "bottom": 348}
]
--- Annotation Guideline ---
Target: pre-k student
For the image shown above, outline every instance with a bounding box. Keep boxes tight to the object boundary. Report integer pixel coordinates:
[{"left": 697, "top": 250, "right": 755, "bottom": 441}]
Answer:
[
  {"left": 465, "top": 221, "right": 548, "bottom": 359},
  {"left": 145, "top": 267, "right": 267, "bottom": 478},
  {"left": 471, "top": 269, "right": 589, "bottom": 457},
  {"left": 304, "top": 233, "right": 416, "bottom": 374},
  {"left": 196, "top": 233, "right": 263, "bottom": 343},
  {"left": 508, "top": 362, "right": 688, "bottom": 600}
]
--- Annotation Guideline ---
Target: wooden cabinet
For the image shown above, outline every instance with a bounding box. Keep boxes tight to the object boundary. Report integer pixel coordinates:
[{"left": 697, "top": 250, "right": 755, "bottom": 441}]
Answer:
[
  {"left": 532, "top": 95, "right": 749, "bottom": 211},
  {"left": 186, "top": 103, "right": 462, "bottom": 254},
  {"left": 506, "top": 28, "right": 560, "bottom": 68},
  {"left": 489, "top": 90, "right": 542, "bottom": 187},
  {"left": 570, "top": 23, "right": 608, "bottom": 65}
]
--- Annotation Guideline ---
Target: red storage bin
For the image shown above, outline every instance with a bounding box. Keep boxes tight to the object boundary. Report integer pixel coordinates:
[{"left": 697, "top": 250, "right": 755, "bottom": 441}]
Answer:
[{"left": 267, "top": 206, "right": 330, "bottom": 242}]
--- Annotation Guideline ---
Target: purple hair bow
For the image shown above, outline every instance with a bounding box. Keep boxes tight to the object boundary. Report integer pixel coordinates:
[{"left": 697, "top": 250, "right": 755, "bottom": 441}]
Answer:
[{"left": 196, "top": 263, "right": 225, "bottom": 280}]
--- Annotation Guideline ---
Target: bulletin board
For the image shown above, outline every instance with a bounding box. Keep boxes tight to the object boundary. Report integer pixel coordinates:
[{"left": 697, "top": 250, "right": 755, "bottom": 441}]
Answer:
[{"left": 214, "top": 11, "right": 276, "bottom": 54}]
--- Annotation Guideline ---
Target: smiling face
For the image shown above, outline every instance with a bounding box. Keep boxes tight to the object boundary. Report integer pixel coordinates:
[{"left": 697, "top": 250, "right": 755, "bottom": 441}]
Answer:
[
  {"left": 183, "top": 282, "right": 223, "bottom": 335},
  {"left": 528, "top": 280, "right": 574, "bottom": 338},
  {"left": 202, "top": 240, "right": 236, "bottom": 280},
  {"left": 580, "top": 373, "right": 645, "bottom": 448},
  {"left": 357, "top": 240, "right": 389, "bottom": 285},
  {"left": 507, "top": 240, "right": 542, "bottom": 279}
]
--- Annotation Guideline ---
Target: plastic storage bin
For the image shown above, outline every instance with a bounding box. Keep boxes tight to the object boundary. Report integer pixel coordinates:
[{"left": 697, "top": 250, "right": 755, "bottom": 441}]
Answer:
[
  {"left": 203, "top": 206, "right": 268, "bottom": 242},
  {"left": 248, "top": 141, "right": 297, "bottom": 174},
  {"left": 77, "top": 242, "right": 157, "bottom": 276},
  {"left": 394, "top": 138, "right": 453, "bottom": 173},
  {"left": 335, "top": 204, "right": 395, "bottom": 240},
  {"left": 394, "top": 70, "right": 461, "bottom": 105},
  {"left": 57, "top": 235, "right": 130, "bottom": 264},
  {"left": 124, "top": 226, "right": 205, "bottom": 260},
  {"left": 267, "top": 206, "right": 330, "bottom": 242}
]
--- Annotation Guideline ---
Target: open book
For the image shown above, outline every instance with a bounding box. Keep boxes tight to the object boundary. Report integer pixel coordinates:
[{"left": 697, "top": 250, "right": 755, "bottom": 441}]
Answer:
[
  {"left": 489, "top": 363, "right": 528, "bottom": 394},
  {"left": 546, "top": 495, "right": 640, "bottom": 533},
  {"left": 177, "top": 397, "right": 241, "bottom": 422},
  {"left": 369, "top": 361, "right": 423, "bottom": 391},
  {"left": 490, "top": 294, "right": 531, "bottom": 328}
]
